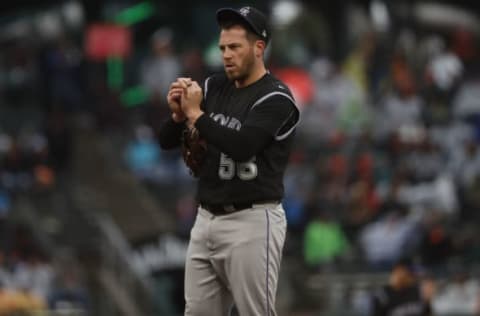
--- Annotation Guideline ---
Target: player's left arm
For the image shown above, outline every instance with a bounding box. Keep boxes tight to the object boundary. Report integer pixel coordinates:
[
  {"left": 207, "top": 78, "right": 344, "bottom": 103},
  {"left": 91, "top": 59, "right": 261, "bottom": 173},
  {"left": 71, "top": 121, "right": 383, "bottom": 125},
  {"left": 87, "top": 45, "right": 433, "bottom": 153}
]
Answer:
[{"left": 193, "top": 94, "right": 299, "bottom": 161}]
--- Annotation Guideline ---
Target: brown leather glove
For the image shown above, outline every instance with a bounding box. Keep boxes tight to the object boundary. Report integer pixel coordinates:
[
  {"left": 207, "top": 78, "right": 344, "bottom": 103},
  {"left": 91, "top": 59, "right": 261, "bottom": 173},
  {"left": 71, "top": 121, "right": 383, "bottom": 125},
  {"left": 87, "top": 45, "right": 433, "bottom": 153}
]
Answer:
[{"left": 181, "top": 126, "right": 207, "bottom": 177}]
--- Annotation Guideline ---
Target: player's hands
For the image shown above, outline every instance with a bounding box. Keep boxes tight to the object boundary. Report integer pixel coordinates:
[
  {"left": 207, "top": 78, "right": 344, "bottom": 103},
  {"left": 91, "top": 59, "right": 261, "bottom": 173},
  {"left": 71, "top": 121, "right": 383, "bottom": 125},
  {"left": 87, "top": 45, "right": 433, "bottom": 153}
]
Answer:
[
  {"left": 167, "top": 77, "right": 192, "bottom": 122},
  {"left": 181, "top": 81, "right": 204, "bottom": 124}
]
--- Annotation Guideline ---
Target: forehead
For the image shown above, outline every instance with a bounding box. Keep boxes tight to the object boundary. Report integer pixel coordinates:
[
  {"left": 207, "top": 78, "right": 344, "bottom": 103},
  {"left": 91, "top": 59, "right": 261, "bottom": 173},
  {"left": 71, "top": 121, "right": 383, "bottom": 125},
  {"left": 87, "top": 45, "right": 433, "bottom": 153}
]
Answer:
[{"left": 219, "top": 25, "right": 249, "bottom": 44}]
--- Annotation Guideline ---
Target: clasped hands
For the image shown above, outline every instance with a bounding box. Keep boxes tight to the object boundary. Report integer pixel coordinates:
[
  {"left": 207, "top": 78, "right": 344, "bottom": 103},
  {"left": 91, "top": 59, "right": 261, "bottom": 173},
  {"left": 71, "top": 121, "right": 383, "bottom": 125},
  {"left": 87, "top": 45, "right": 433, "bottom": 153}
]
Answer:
[{"left": 167, "top": 77, "right": 204, "bottom": 124}]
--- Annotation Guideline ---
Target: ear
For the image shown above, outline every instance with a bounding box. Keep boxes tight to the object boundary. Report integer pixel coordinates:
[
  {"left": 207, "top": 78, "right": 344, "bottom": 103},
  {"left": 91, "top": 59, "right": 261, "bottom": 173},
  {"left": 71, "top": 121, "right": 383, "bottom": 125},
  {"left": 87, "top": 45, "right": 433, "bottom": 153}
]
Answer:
[{"left": 254, "top": 40, "right": 265, "bottom": 57}]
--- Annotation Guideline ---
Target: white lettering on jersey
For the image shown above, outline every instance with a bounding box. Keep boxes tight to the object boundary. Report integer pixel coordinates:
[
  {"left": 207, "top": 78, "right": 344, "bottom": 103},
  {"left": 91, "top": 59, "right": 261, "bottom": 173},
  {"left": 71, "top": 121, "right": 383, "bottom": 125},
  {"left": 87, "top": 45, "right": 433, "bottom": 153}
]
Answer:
[
  {"left": 227, "top": 117, "right": 241, "bottom": 130},
  {"left": 211, "top": 113, "right": 227, "bottom": 126},
  {"left": 210, "top": 113, "right": 241, "bottom": 131},
  {"left": 209, "top": 112, "right": 255, "bottom": 180}
]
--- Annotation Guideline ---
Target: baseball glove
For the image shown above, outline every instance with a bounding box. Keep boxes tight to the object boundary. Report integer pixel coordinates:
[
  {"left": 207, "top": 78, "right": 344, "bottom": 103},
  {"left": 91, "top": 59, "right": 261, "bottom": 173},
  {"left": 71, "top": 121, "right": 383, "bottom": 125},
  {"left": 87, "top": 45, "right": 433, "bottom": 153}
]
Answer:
[{"left": 181, "top": 126, "right": 207, "bottom": 177}]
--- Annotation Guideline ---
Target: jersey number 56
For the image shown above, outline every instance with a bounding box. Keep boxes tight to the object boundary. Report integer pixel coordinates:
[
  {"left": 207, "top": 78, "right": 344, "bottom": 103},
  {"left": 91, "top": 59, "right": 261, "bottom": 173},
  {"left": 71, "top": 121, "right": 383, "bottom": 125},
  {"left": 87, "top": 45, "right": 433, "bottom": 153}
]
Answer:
[{"left": 218, "top": 153, "right": 258, "bottom": 180}]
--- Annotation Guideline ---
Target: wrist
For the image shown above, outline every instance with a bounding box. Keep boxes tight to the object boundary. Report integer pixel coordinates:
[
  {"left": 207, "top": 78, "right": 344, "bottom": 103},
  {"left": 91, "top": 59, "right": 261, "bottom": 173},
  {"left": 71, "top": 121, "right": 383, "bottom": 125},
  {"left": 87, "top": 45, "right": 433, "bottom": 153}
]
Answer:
[
  {"left": 172, "top": 112, "right": 186, "bottom": 123},
  {"left": 186, "top": 109, "right": 203, "bottom": 124}
]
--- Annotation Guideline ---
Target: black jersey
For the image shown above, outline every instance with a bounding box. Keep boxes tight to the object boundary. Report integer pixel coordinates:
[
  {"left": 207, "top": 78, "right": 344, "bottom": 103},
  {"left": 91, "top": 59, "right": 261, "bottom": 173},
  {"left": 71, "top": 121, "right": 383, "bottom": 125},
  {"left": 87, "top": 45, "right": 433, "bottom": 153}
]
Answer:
[
  {"left": 196, "top": 72, "right": 299, "bottom": 205},
  {"left": 372, "top": 285, "right": 432, "bottom": 316}
]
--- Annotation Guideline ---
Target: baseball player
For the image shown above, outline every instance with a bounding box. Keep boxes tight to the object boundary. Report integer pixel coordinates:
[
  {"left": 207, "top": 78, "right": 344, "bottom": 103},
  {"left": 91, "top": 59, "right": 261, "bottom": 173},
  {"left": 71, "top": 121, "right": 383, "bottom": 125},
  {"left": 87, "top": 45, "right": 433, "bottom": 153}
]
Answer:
[{"left": 158, "top": 6, "right": 300, "bottom": 316}]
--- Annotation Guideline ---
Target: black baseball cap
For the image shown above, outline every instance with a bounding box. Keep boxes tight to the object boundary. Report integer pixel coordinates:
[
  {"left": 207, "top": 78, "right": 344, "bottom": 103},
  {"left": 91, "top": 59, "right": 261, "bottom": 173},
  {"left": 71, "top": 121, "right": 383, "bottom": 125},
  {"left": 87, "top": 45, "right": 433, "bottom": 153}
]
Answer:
[{"left": 216, "top": 6, "right": 270, "bottom": 44}]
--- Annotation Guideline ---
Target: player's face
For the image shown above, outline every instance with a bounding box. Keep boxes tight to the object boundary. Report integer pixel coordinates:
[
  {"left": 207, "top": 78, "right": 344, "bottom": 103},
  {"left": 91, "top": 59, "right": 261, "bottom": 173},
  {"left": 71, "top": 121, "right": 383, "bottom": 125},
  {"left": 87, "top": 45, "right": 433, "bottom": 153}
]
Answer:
[{"left": 219, "top": 26, "right": 256, "bottom": 82}]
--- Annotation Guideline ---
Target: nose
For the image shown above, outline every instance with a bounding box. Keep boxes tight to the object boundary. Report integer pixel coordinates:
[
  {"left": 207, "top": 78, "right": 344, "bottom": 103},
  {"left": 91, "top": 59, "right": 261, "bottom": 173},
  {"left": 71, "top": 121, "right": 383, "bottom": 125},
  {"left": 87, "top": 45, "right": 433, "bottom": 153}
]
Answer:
[{"left": 222, "top": 47, "right": 232, "bottom": 60}]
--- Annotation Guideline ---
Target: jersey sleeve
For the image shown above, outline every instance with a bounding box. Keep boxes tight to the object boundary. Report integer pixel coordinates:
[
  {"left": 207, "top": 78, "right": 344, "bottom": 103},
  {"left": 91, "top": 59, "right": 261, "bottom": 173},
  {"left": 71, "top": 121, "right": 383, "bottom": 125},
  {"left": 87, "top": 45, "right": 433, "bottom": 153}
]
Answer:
[
  {"left": 243, "top": 92, "right": 300, "bottom": 140},
  {"left": 158, "top": 117, "right": 186, "bottom": 149}
]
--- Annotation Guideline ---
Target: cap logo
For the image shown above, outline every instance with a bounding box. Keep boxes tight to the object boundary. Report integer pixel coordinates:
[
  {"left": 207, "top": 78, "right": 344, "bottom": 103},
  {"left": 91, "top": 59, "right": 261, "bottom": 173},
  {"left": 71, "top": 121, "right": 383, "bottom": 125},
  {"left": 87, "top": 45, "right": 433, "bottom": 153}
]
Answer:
[
  {"left": 262, "top": 30, "right": 267, "bottom": 38},
  {"left": 239, "top": 7, "right": 250, "bottom": 16}
]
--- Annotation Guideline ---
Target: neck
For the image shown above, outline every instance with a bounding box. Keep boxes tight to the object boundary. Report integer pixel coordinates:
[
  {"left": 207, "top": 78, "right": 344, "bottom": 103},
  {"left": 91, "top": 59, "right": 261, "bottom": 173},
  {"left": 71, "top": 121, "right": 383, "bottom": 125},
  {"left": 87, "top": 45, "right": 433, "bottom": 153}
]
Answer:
[{"left": 235, "top": 63, "right": 267, "bottom": 88}]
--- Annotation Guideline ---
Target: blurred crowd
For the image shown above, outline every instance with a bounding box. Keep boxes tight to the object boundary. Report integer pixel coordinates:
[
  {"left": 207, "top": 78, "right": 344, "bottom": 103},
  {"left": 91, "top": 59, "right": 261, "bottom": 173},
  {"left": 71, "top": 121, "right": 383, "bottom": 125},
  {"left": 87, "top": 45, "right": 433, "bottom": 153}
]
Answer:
[
  {"left": 0, "top": 224, "right": 89, "bottom": 316},
  {"left": 286, "top": 18, "right": 480, "bottom": 316},
  {"left": 293, "top": 25, "right": 480, "bottom": 273},
  {"left": 0, "top": 17, "right": 87, "bottom": 316}
]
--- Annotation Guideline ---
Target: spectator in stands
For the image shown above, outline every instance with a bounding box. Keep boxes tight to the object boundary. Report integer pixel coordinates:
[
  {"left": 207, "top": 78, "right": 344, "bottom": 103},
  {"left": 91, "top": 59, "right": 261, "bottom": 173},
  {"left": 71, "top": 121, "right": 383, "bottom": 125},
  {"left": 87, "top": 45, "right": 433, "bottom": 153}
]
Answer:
[
  {"left": 393, "top": 172, "right": 459, "bottom": 218},
  {"left": 0, "top": 283, "right": 46, "bottom": 315},
  {"left": 316, "top": 152, "right": 348, "bottom": 215},
  {"left": 141, "top": 28, "right": 181, "bottom": 131},
  {"left": 141, "top": 28, "right": 180, "bottom": 99},
  {"left": 9, "top": 249, "right": 53, "bottom": 300},
  {"left": 432, "top": 270, "right": 480, "bottom": 315},
  {"left": 0, "top": 252, "right": 12, "bottom": 290},
  {"left": 448, "top": 139, "right": 480, "bottom": 189},
  {"left": 370, "top": 258, "right": 434, "bottom": 316},
  {"left": 125, "top": 124, "right": 161, "bottom": 181},
  {"left": 45, "top": 36, "right": 85, "bottom": 112},
  {"left": 303, "top": 208, "right": 350, "bottom": 270},
  {"left": 0, "top": 187, "right": 12, "bottom": 255},
  {"left": 453, "top": 76, "right": 480, "bottom": 119},
  {"left": 374, "top": 53, "right": 424, "bottom": 142},
  {"left": 48, "top": 269, "right": 90, "bottom": 314},
  {"left": 175, "top": 193, "right": 197, "bottom": 238},
  {"left": 1, "top": 139, "right": 32, "bottom": 192},
  {"left": 461, "top": 175, "right": 480, "bottom": 221},
  {"left": 282, "top": 158, "right": 310, "bottom": 233},
  {"left": 430, "top": 120, "right": 474, "bottom": 164},
  {"left": 417, "top": 212, "right": 454, "bottom": 273},
  {"left": 360, "top": 206, "right": 420, "bottom": 271},
  {"left": 301, "top": 57, "right": 369, "bottom": 141},
  {"left": 45, "top": 108, "right": 73, "bottom": 174},
  {"left": 181, "top": 48, "right": 208, "bottom": 84},
  {"left": 344, "top": 178, "right": 380, "bottom": 232},
  {"left": 404, "top": 138, "right": 444, "bottom": 183}
]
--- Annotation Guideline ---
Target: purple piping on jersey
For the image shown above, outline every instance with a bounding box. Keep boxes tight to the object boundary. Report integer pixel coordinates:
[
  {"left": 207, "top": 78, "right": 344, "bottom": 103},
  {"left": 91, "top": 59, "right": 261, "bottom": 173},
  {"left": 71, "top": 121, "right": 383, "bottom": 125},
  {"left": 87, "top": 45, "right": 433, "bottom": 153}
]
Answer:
[{"left": 265, "top": 209, "right": 271, "bottom": 316}]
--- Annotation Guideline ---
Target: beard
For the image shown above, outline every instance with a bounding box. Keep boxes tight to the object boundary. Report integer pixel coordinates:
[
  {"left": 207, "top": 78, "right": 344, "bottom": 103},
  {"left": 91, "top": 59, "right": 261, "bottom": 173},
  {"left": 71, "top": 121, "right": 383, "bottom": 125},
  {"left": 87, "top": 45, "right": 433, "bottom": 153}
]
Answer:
[{"left": 224, "top": 50, "right": 255, "bottom": 82}]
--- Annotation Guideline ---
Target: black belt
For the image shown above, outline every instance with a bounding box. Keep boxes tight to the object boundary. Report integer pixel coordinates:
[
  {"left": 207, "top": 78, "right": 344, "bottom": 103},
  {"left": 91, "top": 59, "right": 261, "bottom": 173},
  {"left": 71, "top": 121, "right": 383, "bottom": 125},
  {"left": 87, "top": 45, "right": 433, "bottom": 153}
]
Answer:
[{"left": 200, "top": 200, "right": 279, "bottom": 215}]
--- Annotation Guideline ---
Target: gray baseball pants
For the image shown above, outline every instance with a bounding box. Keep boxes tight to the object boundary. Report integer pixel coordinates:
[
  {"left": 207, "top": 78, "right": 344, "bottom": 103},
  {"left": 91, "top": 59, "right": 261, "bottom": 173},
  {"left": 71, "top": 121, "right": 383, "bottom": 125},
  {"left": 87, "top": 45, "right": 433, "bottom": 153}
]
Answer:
[{"left": 184, "top": 202, "right": 287, "bottom": 316}]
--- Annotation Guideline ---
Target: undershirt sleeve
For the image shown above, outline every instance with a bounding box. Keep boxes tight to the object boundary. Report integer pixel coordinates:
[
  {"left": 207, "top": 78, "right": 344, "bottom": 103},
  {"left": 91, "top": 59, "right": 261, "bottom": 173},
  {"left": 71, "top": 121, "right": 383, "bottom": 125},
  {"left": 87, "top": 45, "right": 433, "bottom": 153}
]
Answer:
[{"left": 158, "top": 117, "right": 186, "bottom": 149}]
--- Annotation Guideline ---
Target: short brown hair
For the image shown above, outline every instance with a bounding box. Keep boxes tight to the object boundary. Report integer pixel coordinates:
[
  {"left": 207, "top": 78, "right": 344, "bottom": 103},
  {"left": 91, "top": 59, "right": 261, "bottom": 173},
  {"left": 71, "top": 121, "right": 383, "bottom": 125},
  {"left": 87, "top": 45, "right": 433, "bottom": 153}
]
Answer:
[{"left": 219, "top": 19, "right": 264, "bottom": 44}]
